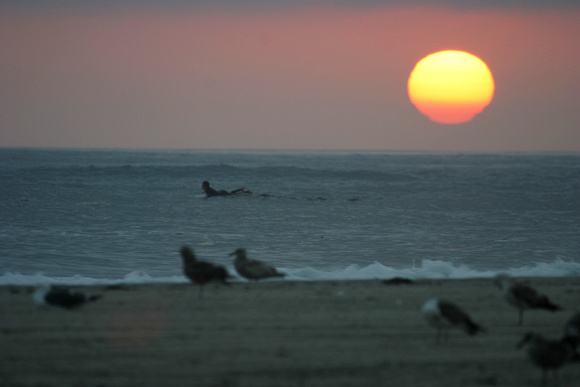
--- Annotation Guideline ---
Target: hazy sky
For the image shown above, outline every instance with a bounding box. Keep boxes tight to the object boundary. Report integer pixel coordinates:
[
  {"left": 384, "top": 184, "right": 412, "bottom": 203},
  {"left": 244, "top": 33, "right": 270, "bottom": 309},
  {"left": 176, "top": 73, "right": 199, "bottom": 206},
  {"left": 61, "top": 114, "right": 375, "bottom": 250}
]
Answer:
[{"left": 1, "top": 1, "right": 579, "bottom": 151}]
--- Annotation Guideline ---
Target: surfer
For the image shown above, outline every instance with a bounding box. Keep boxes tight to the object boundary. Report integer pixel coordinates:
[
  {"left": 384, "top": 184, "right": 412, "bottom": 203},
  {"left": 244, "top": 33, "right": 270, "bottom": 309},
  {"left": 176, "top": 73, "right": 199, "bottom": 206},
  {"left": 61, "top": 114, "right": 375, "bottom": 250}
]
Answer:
[{"left": 202, "top": 181, "right": 252, "bottom": 198}]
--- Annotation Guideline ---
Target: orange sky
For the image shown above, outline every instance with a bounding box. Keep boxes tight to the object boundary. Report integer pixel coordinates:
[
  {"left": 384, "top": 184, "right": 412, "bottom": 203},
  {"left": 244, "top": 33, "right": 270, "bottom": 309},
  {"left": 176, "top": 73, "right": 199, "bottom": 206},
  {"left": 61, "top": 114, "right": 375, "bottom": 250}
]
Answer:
[{"left": 1, "top": 4, "right": 579, "bottom": 151}]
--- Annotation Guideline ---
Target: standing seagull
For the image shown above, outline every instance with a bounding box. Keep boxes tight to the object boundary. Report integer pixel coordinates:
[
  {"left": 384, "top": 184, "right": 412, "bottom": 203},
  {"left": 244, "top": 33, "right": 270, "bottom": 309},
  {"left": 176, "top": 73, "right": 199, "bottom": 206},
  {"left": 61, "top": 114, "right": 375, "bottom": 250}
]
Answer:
[
  {"left": 494, "top": 274, "right": 561, "bottom": 326},
  {"left": 421, "top": 298, "right": 485, "bottom": 344},
  {"left": 33, "top": 285, "right": 102, "bottom": 309},
  {"left": 517, "top": 332, "right": 579, "bottom": 387},
  {"left": 180, "top": 245, "right": 231, "bottom": 298},
  {"left": 229, "top": 248, "right": 285, "bottom": 281},
  {"left": 563, "top": 312, "right": 580, "bottom": 349}
]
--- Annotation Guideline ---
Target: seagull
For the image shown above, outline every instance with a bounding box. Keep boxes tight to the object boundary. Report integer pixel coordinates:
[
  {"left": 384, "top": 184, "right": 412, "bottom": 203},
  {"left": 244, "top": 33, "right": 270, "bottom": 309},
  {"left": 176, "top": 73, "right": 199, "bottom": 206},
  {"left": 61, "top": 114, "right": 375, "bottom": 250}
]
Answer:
[
  {"left": 229, "top": 248, "right": 285, "bottom": 281},
  {"left": 180, "top": 245, "right": 231, "bottom": 298},
  {"left": 494, "top": 274, "right": 561, "bottom": 326},
  {"left": 421, "top": 298, "right": 485, "bottom": 344},
  {"left": 517, "top": 332, "right": 579, "bottom": 387},
  {"left": 33, "top": 284, "right": 102, "bottom": 309},
  {"left": 563, "top": 312, "right": 580, "bottom": 349}
]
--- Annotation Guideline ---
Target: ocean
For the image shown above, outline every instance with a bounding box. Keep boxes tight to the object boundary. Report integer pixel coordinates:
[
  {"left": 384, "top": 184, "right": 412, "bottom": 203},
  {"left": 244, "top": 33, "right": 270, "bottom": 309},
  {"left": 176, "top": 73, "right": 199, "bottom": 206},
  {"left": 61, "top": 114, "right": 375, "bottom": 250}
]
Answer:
[{"left": 1, "top": 148, "right": 579, "bottom": 286}]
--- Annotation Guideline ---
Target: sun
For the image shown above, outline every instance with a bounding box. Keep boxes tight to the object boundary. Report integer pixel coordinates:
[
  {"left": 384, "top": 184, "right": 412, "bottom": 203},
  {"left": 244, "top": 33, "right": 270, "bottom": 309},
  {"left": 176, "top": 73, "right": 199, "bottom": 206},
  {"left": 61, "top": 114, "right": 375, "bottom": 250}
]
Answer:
[{"left": 407, "top": 50, "right": 495, "bottom": 124}]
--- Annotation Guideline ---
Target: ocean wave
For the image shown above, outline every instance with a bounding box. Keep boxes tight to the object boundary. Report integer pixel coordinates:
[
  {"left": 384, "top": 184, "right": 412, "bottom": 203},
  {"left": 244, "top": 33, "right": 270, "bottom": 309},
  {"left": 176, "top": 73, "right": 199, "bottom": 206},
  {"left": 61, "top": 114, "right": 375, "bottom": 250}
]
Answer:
[{"left": 1, "top": 259, "right": 578, "bottom": 286}]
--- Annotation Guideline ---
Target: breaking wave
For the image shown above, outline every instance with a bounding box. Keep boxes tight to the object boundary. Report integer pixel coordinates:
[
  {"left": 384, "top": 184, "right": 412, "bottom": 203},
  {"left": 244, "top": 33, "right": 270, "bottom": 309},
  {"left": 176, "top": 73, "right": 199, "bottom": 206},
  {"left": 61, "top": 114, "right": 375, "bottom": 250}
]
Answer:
[{"left": 1, "top": 258, "right": 578, "bottom": 286}]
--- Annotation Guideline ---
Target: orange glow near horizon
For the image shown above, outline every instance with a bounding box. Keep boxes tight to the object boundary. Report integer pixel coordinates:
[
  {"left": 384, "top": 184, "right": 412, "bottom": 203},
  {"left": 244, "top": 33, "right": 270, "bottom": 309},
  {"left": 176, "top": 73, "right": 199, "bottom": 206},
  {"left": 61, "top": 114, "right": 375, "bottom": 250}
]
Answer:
[{"left": 408, "top": 50, "right": 495, "bottom": 124}]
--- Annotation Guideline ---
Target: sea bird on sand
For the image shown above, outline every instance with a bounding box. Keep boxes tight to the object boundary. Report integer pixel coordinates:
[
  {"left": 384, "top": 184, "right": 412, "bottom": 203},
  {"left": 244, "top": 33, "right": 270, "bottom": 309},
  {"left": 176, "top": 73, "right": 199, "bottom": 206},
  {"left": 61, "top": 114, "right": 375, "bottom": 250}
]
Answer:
[
  {"left": 421, "top": 298, "right": 485, "bottom": 343},
  {"left": 33, "top": 284, "right": 102, "bottom": 309},
  {"left": 229, "top": 248, "right": 285, "bottom": 281},
  {"left": 494, "top": 274, "right": 561, "bottom": 326},
  {"left": 180, "top": 245, "right": 231, "bottom": 298},
  {"left": 517, "top": 332, "right": 580, "bottom": 387},
  {"left": 563, "top": 312, "right": 580, "bottom": 349}
]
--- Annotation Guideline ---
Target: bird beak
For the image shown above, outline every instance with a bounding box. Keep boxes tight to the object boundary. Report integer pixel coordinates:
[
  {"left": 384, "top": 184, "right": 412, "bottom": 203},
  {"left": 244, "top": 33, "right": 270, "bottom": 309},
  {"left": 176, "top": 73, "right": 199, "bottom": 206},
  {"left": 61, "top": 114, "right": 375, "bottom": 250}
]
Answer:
[{"left": 228, "top": 251, "right": 235, "bottom": 256}]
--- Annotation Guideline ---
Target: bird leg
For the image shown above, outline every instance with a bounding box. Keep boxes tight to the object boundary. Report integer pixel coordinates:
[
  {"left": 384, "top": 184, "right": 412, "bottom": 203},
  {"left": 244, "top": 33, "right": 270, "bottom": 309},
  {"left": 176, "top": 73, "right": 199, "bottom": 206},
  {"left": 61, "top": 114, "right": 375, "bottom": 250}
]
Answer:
[{"left": 540, "top": 369, "right": 547, "bottom": 387}]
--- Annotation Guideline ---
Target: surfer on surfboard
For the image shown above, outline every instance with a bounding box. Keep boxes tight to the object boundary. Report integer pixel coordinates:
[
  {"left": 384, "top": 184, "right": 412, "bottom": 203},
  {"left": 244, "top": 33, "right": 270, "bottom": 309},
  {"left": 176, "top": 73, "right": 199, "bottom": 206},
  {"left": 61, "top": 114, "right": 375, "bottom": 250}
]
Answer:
[{"left": 202, "top": 181, "right": 252, "bottom": 198}]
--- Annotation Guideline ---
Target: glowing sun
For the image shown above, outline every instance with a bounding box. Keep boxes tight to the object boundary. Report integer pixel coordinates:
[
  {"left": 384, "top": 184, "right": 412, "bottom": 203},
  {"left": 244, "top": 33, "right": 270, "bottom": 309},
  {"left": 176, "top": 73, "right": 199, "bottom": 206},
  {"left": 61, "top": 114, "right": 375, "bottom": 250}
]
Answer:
[{"left": 408, "top": 50, "right": 495, "bottom": 124}]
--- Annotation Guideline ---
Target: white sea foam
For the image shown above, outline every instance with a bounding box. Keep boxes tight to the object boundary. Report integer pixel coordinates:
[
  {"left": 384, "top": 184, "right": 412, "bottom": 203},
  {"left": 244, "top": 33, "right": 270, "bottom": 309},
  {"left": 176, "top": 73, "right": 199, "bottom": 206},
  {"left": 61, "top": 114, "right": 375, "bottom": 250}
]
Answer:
[
  {"left": 283, "top": 258, "right": 580, "bottom": 281},
  {"left": 0, "top": 271, "right": 188, "bottom": 287},
  {"left": 1, "top": 259, "right": 578, "bottom": 286}
]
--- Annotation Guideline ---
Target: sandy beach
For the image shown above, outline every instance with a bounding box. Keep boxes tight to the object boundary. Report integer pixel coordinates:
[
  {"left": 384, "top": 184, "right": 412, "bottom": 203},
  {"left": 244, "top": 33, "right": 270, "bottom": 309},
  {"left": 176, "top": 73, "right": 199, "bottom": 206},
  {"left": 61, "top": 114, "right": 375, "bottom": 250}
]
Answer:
[{"left": 1, "top": 278, "right": 579, "bottom": 387}]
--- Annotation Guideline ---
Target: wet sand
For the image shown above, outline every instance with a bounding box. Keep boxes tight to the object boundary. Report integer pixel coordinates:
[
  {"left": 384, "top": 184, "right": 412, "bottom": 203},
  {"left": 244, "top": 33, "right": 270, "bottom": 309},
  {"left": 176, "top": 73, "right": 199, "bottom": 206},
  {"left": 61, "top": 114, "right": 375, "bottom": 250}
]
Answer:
[{"left": 1, "top": 278, "right": 579, "bottom": 387}]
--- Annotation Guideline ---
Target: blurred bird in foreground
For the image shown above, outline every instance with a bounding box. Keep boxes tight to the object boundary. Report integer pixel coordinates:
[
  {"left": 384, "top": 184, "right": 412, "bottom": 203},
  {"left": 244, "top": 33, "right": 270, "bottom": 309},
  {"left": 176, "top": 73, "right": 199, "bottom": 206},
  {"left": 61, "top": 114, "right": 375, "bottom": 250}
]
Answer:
[
  {"left": 180, "top": 245, "right": 231, "bottom": 298},
  {"left": 517, "top": 332, "right": 580, "bottom": 387},
  {"left": 33, "top": 285, "right": 102, "bottom": 309},
  {"left": 494, "top": 274, "right": 561, "bottom": 326},
  {"left": 563, "top": 312, "right": 580, "bottom": 350},
  {"left": 421, "top": 298, "right": 485, "bottom": 344}
]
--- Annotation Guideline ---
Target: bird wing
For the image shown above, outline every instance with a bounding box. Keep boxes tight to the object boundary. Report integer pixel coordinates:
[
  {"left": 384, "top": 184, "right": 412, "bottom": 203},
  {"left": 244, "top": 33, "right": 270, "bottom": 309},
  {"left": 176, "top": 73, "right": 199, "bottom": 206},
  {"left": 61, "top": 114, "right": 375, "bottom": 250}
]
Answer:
[
  {"left": 45, "top": 290, "right": 86, "bottom": 308},
  {"left": 193, "top": 261, "right": 218, "bottom": 271},
  {"left": 512, "top": 284, "right": 560, "bottom": 310},
  {"left": 438, "top": 301, "right": 469, "bottom": 325},
  {"left": 190, "top": 261, "right": 227, "bottom": 280},
  {"left": 511, "top": 284, "right": 541, "bottom": 306},
  {"left": 244, "top": 260, "right": 278, "bottom": 277}
]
